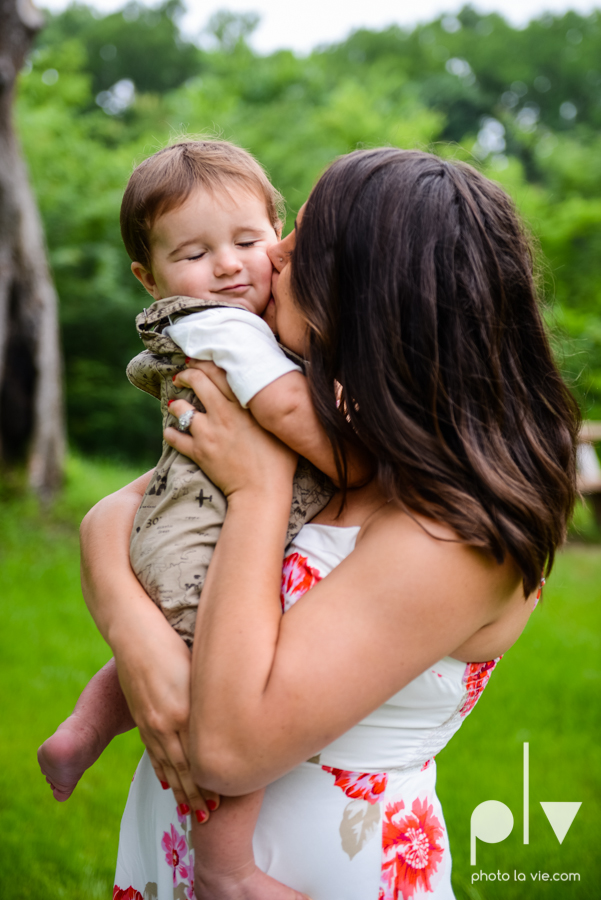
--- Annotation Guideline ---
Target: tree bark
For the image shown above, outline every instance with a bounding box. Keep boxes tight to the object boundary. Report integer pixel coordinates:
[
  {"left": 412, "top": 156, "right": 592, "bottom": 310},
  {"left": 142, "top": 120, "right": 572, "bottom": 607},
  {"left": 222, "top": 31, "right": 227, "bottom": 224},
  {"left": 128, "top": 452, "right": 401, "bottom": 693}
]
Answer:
[{"left": 0, "top": 0, "right": 65, "bottom": 499}]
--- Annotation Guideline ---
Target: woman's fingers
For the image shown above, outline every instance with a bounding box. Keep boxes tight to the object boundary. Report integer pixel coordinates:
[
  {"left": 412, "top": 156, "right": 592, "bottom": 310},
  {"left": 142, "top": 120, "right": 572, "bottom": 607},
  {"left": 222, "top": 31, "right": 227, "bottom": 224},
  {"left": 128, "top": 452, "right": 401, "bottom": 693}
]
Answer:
[
  {"left": 146, "top": 746, "right": 178, "bottom": 796},
  {"left": 144, "top": 737, "right": 188, "bottom": 806},
  {"left": 146, "top": 736, "right": 212, "bottom": 824},
  {"left": 200, "top": 788, "right": 220, "bottom": 812},
  {"left": 145, "top": 748, "right": 169, "bottom": 790},
  {"left": 175, "top": 365, "right": 231, "bottom": 408},
  {"left": 184, "top": 359, "right": 236, "bottom": 401}
]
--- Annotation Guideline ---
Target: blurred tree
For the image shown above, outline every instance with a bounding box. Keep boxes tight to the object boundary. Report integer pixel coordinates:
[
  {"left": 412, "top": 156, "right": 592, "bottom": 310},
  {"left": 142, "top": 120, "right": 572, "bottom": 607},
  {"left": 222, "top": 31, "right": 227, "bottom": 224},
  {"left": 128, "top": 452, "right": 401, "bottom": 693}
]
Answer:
[
  {"left": 205, "top": 9, "right": 260, "bottom": 53},
  {"left": 0, "top": 0, "right": 65, "bottom": 497},
  {"left": 37, "top": 0, "right": 202, "bottom": 98},
  {"left": 16, "top": 37, "right": 162, "bottom": 463}
]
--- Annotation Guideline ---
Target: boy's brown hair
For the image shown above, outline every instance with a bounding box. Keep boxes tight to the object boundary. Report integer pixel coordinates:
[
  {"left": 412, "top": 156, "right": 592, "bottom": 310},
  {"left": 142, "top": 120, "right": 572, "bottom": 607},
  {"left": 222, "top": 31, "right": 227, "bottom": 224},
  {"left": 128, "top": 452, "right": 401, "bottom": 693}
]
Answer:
[{"left": 120, "top": 139, "right": 285, "bottom": 269}]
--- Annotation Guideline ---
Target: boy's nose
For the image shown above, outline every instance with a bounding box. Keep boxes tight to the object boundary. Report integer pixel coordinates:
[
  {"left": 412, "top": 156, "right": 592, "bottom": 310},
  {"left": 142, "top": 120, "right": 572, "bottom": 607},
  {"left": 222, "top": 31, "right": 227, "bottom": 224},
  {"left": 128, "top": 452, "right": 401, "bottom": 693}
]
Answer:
[{"left": 214, "top": 248, "right": 243, "bottom": 276}]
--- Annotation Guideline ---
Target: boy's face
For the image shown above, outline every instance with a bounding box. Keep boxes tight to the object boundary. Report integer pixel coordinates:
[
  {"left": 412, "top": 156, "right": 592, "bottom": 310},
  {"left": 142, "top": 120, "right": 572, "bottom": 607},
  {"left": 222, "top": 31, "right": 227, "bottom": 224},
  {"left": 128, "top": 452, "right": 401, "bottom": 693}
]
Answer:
[{"left": 132, "top": 185, "right": 279, "bottom": 315}]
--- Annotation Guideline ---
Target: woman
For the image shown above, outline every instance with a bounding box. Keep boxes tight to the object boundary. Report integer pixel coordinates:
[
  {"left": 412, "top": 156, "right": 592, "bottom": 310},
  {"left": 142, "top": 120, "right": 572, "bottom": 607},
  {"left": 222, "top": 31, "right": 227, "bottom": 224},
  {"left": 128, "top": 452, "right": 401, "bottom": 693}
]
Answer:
[{"left": 82, "top": 149, "right": 578, "bottom": 899}]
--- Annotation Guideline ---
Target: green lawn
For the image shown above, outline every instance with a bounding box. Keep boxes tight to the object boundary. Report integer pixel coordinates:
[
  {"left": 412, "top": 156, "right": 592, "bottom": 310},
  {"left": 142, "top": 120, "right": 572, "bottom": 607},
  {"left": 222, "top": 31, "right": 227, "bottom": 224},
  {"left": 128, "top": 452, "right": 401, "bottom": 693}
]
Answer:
[
  {"left": 0, "top": 458, "right": 145, "bottom": 900},
  {"left": 0, "top": 458, "right": 599, "bottom": 899}
]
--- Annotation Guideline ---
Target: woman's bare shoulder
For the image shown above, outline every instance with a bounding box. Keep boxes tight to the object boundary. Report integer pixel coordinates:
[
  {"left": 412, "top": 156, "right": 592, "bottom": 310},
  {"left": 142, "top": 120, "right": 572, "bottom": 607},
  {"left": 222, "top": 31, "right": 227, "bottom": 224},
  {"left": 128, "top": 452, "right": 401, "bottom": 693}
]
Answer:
[{"left": 355, "top": 500, "right": 523, "bottom": 614}]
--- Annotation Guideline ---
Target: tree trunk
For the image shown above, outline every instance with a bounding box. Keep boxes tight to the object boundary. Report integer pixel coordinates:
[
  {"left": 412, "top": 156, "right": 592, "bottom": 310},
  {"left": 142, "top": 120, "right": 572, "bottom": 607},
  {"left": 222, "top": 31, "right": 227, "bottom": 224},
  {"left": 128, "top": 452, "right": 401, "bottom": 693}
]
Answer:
[{"left": 0, "top": 0, "right": 65, "bottom": 499}]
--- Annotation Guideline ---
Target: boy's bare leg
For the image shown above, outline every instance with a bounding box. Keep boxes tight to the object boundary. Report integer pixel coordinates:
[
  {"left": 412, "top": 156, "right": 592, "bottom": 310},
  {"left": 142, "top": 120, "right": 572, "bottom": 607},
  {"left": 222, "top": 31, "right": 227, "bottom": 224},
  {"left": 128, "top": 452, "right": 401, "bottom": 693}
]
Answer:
[
  {"left": 37, "top": 657, "right": 134, "bottom": 801},
  {"left": 193, "top": 791, "right": 312, "bottom": 900}
]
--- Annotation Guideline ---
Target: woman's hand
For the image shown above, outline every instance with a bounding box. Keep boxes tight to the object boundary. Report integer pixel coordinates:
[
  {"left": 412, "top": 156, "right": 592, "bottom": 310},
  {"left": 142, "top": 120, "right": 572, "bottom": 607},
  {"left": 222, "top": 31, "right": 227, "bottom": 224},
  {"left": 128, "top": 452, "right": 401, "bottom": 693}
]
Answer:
[
  {"left": 165, "top": 361, "right": 298, "bottom": 500},
  {"left": 112, "top": 624, "right": 219, "bottom": 820}
]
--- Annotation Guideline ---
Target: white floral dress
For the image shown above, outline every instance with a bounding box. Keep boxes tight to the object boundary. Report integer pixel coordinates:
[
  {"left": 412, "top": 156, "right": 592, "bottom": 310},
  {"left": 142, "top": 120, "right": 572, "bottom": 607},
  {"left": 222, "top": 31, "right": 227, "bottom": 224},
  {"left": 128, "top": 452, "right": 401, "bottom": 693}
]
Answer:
[{"left": 114, "top": 523, "right": 502, "bottom": 900}]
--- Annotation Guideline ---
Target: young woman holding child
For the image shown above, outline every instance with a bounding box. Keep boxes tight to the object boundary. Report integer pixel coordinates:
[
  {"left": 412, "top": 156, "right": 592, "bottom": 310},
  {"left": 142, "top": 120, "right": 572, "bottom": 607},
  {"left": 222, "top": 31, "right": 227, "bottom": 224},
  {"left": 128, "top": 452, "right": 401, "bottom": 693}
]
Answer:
[{"left": 78, "top": 146, "right": 578, "bottom": 900}]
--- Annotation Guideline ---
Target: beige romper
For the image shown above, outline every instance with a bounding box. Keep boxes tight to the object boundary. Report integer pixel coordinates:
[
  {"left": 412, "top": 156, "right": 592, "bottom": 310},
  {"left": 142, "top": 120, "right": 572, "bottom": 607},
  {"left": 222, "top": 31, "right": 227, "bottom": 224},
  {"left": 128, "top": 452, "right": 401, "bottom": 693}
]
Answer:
[{"left": 127, "top": 295, "right": 333, "bottom": 646}]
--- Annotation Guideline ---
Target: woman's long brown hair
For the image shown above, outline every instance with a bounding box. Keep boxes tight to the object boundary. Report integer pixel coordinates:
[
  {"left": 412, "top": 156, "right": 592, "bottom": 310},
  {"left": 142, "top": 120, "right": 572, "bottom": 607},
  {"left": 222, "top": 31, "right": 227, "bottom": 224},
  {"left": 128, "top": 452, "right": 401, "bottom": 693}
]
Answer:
[{"left": 292, "top": 148, "right": 580, "bottom": 595}]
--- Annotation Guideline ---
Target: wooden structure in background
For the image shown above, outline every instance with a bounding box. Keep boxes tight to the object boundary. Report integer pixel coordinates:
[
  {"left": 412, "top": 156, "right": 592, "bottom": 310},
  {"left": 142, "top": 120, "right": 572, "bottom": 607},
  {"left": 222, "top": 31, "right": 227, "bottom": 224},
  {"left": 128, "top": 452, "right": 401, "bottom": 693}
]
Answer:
[
  {"left": 577, "top": 422, "right": 601, "bottom": 526},
  {"left": 0, "top": 0, "right": 65, "bottom": 498}
]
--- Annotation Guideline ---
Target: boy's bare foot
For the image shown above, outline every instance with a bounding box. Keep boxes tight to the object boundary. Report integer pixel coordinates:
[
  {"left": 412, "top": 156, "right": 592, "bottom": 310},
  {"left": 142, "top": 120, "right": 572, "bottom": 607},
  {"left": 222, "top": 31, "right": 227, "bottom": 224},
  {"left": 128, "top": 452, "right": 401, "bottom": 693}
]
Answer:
[
  {"left": 37, "top": 714, "right": 107, "bottom": 801},
  {"left": 194, "top": 862, "right": 312, "bottom": 900}
]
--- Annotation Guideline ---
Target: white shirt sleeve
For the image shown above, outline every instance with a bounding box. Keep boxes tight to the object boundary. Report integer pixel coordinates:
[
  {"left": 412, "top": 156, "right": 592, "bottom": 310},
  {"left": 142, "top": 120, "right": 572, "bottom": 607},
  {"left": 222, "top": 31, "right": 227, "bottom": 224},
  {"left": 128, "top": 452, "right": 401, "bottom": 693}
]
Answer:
[{"left": 164, "top": 307, "right": 302, "bottom": 408}]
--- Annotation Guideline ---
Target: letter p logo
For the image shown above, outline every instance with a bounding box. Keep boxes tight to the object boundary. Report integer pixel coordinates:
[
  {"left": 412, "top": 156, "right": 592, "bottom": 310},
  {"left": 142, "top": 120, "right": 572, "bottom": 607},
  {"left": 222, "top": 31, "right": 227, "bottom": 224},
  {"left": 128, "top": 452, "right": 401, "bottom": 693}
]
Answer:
[{"left": 470, "top": 800, "right": 514, "bottom": 865}]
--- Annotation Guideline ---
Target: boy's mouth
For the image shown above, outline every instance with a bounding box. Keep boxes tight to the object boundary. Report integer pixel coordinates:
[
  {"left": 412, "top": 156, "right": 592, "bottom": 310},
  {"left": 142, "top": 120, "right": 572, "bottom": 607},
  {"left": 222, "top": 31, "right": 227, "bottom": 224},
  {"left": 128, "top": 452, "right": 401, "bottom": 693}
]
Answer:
[{"left": 216, "top": 284, "right": 250, "bottom": 294}]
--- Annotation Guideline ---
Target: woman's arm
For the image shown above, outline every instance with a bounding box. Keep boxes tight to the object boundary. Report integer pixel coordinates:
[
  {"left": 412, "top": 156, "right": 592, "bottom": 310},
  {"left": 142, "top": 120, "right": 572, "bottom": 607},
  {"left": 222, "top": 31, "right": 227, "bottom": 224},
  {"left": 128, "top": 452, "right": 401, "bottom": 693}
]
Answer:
[
  {"left": 168, "top": 370, "right": 526, "bottom": 797},
  {"left": 80, "top": 471, "right": 216, "bottom": 818}
]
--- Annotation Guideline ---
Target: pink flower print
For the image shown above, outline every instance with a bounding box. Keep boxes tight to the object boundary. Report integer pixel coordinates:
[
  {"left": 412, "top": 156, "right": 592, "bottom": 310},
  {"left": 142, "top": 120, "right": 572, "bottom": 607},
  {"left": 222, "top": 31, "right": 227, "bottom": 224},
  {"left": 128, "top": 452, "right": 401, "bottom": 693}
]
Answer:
[
  {"left": 177, "top": 862, "right": 195, "bottom": 899},
  {"left": 280, "top": 552, "right": 322, "bottom": 612},
  {"left": 323, "top": 766, "right": 388, "bottom": 804},
  {"left": 161, "top": 823, "right": 189, "bottom": 885},
  {"left": 459, "top": 657, "right": 501, "bottom": 717},
  {"left": 113, "top": 888, "right": 143, "bottom": 900},
  {"left": 380, "top": 797, "right": 444, "bottom": 899}
]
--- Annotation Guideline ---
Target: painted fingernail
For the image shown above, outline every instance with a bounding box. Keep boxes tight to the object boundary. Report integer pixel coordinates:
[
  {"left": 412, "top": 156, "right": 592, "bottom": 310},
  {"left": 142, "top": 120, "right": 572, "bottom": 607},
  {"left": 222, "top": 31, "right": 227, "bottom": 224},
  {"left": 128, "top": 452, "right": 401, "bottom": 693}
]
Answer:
[
  {"left": 167, "top": 400, "right": 173, "bottom": 406},
  {"left": 195, "top": 809, "right": 207, "bottom": 823},
  {"left": 161, "top": 781, "right": 169, "bottom": 790},
  {"left": 172, "top": 374, "right": 177, "bottom": 382},
  {"left": 185, "top": 356, "right": 191, "bottom": 363},
  {"left": 206, "top": 799, "right": 217, "bottom": 811},
  {"left": 178, "top": 803, "right": 190, "bottom": 815}
]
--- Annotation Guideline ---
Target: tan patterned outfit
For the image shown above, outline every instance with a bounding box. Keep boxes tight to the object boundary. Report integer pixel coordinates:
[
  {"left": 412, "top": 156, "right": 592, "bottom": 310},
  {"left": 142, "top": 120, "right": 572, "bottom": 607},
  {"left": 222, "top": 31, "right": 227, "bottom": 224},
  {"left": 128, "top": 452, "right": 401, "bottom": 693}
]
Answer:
[{"left": 127, "top": 295, "right": 333, "bottom": 645}]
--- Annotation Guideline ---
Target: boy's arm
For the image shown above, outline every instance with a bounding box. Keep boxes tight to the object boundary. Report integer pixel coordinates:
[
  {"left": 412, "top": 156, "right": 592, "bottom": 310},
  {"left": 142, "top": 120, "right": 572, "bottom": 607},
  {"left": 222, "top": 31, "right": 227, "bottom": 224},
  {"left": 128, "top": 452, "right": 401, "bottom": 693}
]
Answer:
[{"left": 249, "top": 371, "right": 370, "bottom": 485}]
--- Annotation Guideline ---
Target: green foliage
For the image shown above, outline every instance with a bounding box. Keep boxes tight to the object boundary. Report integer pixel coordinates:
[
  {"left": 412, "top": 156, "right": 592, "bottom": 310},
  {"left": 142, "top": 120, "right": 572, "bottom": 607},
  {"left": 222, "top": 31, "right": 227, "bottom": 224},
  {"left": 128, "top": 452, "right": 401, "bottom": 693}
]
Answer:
[{"left": 17, "top": 3, "right": 601, "bottom": 459}]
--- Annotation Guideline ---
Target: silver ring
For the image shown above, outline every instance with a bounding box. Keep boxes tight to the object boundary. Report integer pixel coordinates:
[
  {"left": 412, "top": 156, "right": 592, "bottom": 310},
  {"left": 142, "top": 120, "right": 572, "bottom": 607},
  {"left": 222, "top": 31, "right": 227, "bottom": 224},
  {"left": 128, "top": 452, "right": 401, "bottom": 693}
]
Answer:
[{"left": 177, "top": 409, "right": 196, "bottom": 433}]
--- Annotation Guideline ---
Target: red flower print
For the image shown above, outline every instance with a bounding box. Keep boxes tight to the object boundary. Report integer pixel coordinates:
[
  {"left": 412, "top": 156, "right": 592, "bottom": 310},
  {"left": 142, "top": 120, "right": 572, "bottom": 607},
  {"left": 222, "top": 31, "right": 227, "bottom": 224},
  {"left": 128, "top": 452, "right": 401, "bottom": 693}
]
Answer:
[
  {"left": 280, "top": 552, "right": 322, "bottom": 612},
  {"left": 380, "top": 797, "right": 444, "bottom": 899},
  {"left": 113, "top": 887, "right": 143, "bottom": 900},
  {"left": 459, "top": 658, "right": 501, "bottom": 717},
  {"left": 161, "top": 823, "right": 189, "bottom": 885},
  {"left": 323, "top": 766, "right": 388, "bottom": 804}
]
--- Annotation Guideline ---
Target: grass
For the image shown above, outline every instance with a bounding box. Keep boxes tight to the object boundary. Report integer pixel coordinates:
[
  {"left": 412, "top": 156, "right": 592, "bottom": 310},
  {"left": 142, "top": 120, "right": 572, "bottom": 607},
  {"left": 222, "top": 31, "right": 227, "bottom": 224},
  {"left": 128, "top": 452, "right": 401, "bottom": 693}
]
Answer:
[
  {"left": 0, "top": 459, "right": 599, "bottom": 898},
  {"left": 0, "top": 457, "right": 145, "bottom": 900}
]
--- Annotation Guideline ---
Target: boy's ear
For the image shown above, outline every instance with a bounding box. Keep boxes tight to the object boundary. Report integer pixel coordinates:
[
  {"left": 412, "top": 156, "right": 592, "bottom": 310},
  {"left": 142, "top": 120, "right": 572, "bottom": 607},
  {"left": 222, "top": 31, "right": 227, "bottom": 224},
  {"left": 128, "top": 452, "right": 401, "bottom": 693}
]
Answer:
[{"left": 131, "top": 261, "right": 161, "bottom": 300}]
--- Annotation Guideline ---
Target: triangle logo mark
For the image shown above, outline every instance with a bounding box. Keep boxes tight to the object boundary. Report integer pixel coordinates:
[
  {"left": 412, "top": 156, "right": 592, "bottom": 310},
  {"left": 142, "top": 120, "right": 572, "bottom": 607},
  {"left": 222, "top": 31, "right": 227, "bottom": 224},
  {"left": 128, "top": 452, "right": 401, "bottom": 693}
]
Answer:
[{"left": 540, "top": 802, "right": 582, "bottom": 844}]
